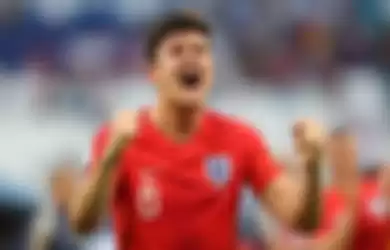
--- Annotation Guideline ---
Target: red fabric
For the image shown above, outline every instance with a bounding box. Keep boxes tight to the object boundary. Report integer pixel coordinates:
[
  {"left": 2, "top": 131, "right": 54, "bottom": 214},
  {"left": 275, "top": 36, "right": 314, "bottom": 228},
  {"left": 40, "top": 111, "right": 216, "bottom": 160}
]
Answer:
[
  {"left": 241, "top": 126, "right": 281, "bottom": 195},
  {"left": 87, "top": 110, "right": 281, "bottom": 250},
  {"left": 318, "top": 181, "right": 390, "bottom": 250},
  {"left": 238, "top": 241, "right": 262, "bottom": 250},
  {"left": 86, "top": 125, "right": 109, "bottom": 174}
]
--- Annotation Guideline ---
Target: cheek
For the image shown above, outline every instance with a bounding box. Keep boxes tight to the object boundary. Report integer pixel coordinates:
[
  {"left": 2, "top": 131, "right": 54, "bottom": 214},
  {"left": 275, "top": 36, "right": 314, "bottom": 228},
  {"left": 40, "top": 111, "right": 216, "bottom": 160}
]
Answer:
[
  {"left": 152, "top": 68, "right": 173, "bottom": 87},
  {"left": 163, "top": 65, "right": 179, "bottom": 83},
  {"left": 162, "top": 55, "right": 178, "bottom": 71},
  {"left": 203, "top": 58, "right": 213, "bottom": 72},
  {"left": 206, "top": 66, "right": 213, "bottom": 79}
]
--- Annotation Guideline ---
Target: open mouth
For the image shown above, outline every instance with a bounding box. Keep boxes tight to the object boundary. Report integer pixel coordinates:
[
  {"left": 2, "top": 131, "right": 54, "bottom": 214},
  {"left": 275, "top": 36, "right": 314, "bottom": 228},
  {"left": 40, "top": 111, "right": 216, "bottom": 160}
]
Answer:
[{"left": 179, "top": 72, "right": 201, "bottom": 89}]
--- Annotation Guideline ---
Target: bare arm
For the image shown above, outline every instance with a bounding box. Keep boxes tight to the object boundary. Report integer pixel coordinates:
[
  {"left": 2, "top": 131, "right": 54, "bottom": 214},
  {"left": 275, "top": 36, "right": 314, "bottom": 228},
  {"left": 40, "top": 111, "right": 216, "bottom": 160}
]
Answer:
[
  {"left": 69, "top": 111, "right": 137, "bottom": 234},
  {"left": 262, "top": 154, "right": 322, "bottom": 232},
  {"left": 268, "top": 213, "right": 356, "bottom": 250},
  {"left": 282, "top": 203, "right": 357, "bottom": 250},
  {"left": 260, "top": 120, "right": 323, "bottom": 232},
  {"left": 267, "top": 204, "right": 357, "bottom": 250},
  {"left": 266, "top": 154, "right": 359, "bottom": 250},
  {"left": 68, "top": 136, "right": 128, "bottom": 234}
]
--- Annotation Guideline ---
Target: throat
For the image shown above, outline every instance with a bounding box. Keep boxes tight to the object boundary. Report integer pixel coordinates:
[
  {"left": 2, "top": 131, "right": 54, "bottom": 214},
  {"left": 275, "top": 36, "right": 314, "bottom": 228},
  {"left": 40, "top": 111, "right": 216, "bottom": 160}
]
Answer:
[
  {"left": 177, "top": 106, "right": 200, "bottom": 133},
  {"left": 153, "top": 103, "right": 204, "bottom": 143}
]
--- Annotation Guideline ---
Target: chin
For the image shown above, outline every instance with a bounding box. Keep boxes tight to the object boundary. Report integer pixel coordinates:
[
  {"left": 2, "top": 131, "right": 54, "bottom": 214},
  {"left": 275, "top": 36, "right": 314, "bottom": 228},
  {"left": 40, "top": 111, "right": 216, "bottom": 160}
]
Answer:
[{"left": 173, "top": 96, "right": 204, "bottom": 109}]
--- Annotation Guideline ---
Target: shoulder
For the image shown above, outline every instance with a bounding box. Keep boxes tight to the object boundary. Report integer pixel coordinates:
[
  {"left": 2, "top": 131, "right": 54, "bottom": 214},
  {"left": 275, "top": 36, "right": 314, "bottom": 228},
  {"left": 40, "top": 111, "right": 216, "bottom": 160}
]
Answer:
[
  {"left": 205, "top": 110, "right": 264, "bottom": 142},
  {"left": 93, "top": 123, "right": 110, "bottom": 144},
  {"left": 94, "top": 109, "right": 138, "bottom": 140}
]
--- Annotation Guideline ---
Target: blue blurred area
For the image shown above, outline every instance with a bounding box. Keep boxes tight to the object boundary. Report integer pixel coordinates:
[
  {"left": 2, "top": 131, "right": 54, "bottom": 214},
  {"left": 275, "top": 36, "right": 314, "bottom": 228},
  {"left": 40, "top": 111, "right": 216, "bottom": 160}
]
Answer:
[
  {"left": 1, "top": 0, "right": 389, "bottom": 74},
  {"left": 0, "top": 179, "right": 37, "bottom": 210},
  {"left": 238, "top": 189, "right": 261, "bottom": 240},
  {"left": 0, "top": 1, "right": 145, "bottom": 71},
  {"left": 0, "top": 13, "right": 48, "bottom": 69}
]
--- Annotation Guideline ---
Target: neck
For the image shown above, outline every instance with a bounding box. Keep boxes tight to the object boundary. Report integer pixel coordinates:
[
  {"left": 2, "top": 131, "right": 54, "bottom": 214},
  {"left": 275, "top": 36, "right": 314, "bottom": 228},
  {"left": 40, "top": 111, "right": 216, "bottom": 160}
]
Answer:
[{"left": 152, "top": 98, "right": 204, "bottom": 142}]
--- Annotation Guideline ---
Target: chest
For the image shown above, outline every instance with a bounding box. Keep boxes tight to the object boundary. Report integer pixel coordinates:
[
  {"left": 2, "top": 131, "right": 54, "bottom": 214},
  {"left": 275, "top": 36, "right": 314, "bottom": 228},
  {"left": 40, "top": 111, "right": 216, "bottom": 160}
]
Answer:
[{"left": 115, "top": 140, "right": 246, "bottom": 220}]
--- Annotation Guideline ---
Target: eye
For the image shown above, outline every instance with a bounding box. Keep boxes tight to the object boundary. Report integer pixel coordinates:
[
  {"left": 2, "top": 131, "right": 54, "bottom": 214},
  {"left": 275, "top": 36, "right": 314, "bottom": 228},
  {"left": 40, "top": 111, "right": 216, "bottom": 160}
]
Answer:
[{"left": 170, "top": 44, "right": 183, "bottom": 57}]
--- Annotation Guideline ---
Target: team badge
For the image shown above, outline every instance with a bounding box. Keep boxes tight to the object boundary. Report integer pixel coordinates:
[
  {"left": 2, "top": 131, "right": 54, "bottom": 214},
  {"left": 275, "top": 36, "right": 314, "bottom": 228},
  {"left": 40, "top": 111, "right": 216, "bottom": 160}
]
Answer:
[
  {"left": 136, "top": 171, "right": 162, "bottom": 220},
  {"left": 205, "top": 155, "right": 232, "bottom": 187}
]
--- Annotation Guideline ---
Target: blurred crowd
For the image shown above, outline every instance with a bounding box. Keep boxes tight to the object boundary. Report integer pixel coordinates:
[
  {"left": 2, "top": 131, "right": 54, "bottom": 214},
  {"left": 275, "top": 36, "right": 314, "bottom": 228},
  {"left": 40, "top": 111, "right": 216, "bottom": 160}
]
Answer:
[
  {"left": 1, "top": 0, "right": 390, "bottom": 249},
  {"left": 3, "top": 0, "right": 390, "bottom": 78}
]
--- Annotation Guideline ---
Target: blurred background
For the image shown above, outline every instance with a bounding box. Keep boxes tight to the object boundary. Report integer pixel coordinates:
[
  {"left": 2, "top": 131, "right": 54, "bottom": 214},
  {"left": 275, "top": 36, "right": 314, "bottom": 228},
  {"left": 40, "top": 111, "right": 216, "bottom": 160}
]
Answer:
[{"left": 0, "top": 0, "right": 390, "bottom": 249}]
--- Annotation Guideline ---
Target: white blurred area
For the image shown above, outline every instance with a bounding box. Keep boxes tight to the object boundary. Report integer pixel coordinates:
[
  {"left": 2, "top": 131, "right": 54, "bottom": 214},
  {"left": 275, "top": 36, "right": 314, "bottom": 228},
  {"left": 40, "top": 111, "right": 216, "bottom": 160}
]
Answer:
[{"left": 0, "top": 64, "right": 388, "bottom": 194}]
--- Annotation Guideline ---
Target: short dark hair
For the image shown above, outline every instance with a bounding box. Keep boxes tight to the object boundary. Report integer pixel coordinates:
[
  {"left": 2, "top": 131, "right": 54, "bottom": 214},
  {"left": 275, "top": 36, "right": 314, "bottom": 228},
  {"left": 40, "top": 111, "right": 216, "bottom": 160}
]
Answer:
[{"left": 145, "top": 11, "right": 211, "bottom": 62}]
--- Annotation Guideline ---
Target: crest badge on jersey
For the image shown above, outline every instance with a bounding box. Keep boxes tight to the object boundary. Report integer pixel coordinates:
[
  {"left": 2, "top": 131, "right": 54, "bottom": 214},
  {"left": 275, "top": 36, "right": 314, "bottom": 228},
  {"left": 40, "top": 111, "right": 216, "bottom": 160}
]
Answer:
[
  {"left": 205, "top": 155, "right": 232, "bottom": 187},
  {"left": 136, "top": 170, "right": 162, "bottom": 221}
]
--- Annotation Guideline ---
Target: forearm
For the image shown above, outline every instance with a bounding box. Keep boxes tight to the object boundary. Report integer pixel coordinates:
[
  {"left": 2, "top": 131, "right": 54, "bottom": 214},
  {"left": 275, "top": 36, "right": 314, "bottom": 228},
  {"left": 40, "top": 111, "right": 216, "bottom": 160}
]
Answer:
[
  {"left": 69, "top": 137, "right": 127, "bottom": 233},
  {"left": 69, "top": 166, "right": 113, "bottom": 234},
  {"left": 294, "top": 155, "right": 322, "bottom": 232}
]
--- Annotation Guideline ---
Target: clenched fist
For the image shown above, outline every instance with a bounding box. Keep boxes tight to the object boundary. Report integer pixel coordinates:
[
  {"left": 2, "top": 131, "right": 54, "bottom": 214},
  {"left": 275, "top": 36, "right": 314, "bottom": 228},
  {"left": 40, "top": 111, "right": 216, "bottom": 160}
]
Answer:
[
  {"left": 102, "top": 110, "right": 139, "bottom": 169},
  {"left": 292, "top": 119, "right": 325, "bottom": 163},
  {"left": 111, "top": 110, "right": 138, "bottom": 140}
]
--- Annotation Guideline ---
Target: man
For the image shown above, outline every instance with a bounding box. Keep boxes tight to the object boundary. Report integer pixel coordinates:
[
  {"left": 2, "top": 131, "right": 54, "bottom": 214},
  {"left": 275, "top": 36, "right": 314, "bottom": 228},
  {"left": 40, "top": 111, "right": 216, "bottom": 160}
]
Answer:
[
  {"left": 317, "top": 128, "right": 390, "bottom": 250},
  {"left": 272, "top": 127, "right": 389, "bottom": 250},
  {"left": 69, "top": 12, "right": 324, "bottom": 250},
  {"left": 312, "top": 127, "right": 360, "bottom": 250},
  {"left": 46, "top": 165, "right": 80, "bottom": 250},
  {"left": 34, "top": 163, "right": 80, "bottom": 250}
]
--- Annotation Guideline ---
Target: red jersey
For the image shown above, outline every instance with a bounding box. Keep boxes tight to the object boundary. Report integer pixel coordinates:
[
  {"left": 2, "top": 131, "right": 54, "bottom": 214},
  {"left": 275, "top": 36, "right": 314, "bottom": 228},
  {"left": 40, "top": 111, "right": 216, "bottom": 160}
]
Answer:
[
  {"left": 320, "top": 181, "right": 390, "bottom": 250},
  {"left": 88, "top": 110, "right": 281, "bottom": 250}
]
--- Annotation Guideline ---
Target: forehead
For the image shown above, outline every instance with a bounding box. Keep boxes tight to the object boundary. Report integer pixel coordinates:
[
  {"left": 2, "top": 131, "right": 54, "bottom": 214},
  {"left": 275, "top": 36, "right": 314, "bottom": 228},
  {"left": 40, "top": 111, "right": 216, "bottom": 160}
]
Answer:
[{"left": 159, "top": 30, "right": 210, "bottom": 48}]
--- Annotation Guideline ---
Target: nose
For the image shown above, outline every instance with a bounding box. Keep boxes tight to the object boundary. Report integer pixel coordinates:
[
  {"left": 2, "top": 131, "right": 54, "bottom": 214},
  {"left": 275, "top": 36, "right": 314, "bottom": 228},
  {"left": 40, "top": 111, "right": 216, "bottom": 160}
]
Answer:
[
  {"left": 180, "top": 62, "right": 200, "bottom": 73},
  {"left": 180, "top": 46, "right": 201, "bottom": 62}
]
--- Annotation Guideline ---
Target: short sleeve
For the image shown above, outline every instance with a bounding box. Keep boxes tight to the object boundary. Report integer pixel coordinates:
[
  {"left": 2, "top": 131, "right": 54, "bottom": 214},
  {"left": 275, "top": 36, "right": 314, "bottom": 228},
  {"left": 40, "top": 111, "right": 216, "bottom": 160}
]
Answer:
[
  {"left": 243, "top": 128, "right": 281, "bottom": 195},
  {"left": 86, "top": 125, "right": 110, "bottom": 174}
]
